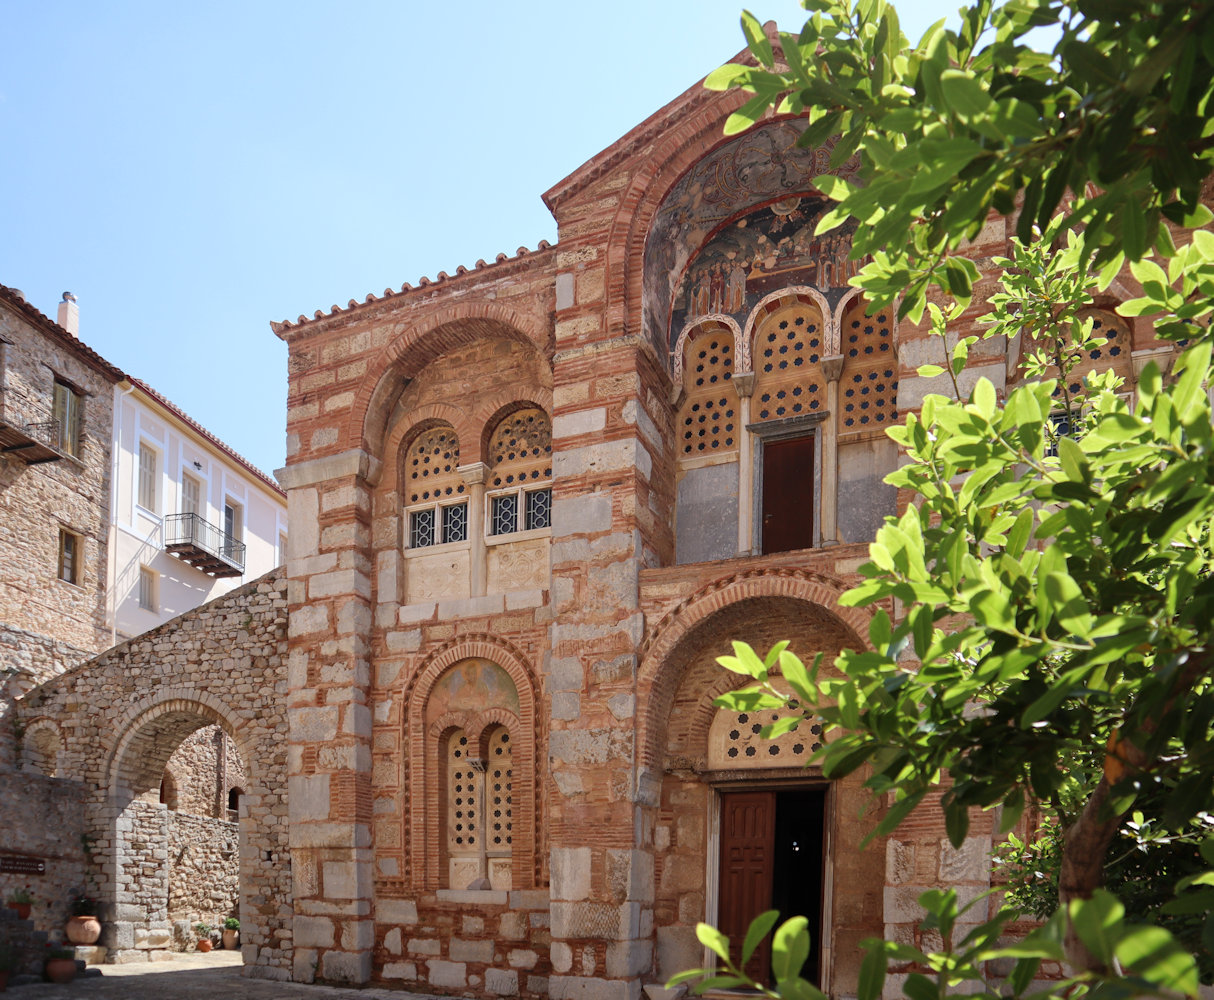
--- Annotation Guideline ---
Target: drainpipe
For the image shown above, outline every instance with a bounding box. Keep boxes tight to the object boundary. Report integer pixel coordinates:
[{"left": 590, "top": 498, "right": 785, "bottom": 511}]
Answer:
[{"left": 109, "top": 380, "right": 135, "bottom": 648}]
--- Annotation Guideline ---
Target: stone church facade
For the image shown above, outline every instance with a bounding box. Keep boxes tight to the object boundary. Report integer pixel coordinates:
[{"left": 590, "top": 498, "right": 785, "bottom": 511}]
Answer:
[{"left": 7, "top": 51, "right": 1192, "bottom": 996}]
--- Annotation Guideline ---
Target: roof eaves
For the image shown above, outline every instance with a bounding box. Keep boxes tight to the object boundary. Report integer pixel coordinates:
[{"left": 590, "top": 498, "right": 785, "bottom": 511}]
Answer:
[
  {"left": 129, "top": 378, "right": 286, "bottom": 500},
  {"left": 0, "top": 284, "right": 127, "bottom": 384},
  {"left": 270, "top": 239, "right": 556, "bottom": 338}
]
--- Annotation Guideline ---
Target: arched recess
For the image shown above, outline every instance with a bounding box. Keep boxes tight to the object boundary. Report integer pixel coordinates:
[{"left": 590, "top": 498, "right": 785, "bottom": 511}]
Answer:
[
  {"left": 21, "top": 718, "right": 63, "bottom": 777},
  {"left": 353, "top": 305, "right": 553, "bottom": 464},
  {"left": 99, "top": 692, "right": 286, "bottom": 968},
  {"left": 404, "top": 636, "right": 540, "bottom": 891},
  {"left": 637, "top": 585, "right": 886, "bottom": 993},
  {"left": 636, "top": 569, "right": 872, "bottom": 773}
]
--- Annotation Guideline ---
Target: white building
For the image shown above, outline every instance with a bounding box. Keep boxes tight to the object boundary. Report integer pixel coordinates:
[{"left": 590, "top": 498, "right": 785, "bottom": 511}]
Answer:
[{"left": 107, "top": 378, "right": 286, "bottom": 642}]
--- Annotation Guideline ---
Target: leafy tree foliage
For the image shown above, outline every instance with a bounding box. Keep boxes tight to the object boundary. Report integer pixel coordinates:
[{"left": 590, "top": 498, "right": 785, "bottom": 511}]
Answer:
[{"left": 672, "top": 0, "right": 1214, "bottom": 996}]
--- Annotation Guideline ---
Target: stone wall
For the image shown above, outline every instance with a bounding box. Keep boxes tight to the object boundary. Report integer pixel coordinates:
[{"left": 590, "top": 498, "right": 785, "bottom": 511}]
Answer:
[
  {"left": 0, "top": 291, "right": 118, "bottom": 658},
  {"left": 168, "top": 811, "right": 239, "bottom": 930},
  {"left": 164, "top": 725, "right": 248, "bottom": 819},
  {"left": 0, "top": 769, "right": 87, "bottom": 937},
  {"left": 14, "top": 569, "right": 291, "bottom": 979}
]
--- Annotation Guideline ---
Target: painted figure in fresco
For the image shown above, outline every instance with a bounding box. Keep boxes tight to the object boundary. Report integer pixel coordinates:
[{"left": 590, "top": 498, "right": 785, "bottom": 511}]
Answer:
[
  {"left": 709, "top": 264, "right": 726, "bottom": 314},
  {"left": 727, "top": 259, "right": 747, "bottom": 313},
  {"left": 691, "top": 268, "right": 711, "bottom": 316}
]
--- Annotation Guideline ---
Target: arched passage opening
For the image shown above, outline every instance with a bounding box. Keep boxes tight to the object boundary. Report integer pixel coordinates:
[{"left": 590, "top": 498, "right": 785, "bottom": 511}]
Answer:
[
  {"left": 97, "top": 699, "right": 284, "bottom": 964},
  {"left": 640, "top": 593, "right": 886, "bottom": 997}
]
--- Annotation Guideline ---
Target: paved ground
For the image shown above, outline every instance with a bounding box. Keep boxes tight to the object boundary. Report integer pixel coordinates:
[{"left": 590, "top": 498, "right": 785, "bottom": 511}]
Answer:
[{"left": 6, "top": 952, "right": 448, "bottom": 999}]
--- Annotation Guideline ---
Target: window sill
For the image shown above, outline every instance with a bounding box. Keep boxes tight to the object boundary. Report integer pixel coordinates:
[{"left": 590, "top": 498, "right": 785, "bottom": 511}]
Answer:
[
  {"left": 135, "top": 504, "right": 162, "bottom": 523},
  {"left": 486, "top": 526, "right": 551, "bottom": 547},
  {"left": 404, "top": 539, "right": 471, "bottom": 559}
]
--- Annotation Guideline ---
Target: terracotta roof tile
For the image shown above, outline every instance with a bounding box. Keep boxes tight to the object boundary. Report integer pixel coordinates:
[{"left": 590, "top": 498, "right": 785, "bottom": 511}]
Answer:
[{"left": 270, "top": 240, "right": 554, "bottom": 335}]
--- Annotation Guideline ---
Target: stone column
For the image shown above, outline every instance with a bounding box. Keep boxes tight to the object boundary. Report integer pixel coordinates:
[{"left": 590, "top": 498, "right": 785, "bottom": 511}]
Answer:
[
  {"left": 731, "top": 372, "right": 755, "bottom": 555},
  {"left": 468, "top": 758, "right": 490, "bottom": 888},
  {"left": 458, "top": 462, "right": 488, "bottom": 598},
  {"left": 820, "top": 356, "right": 844, "bottom": 546},
  {"left": 279, "top": 449, "right": 377, "bottom": 985}
]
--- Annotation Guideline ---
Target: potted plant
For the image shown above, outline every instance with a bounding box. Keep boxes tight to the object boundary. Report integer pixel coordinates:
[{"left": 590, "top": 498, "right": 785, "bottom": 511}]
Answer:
[
  {"left": 221, "top": 916, "right": 239, "bottom": 950},
  {"left": 5, "top": 887, "right": 33, "bottom": 920},
  {"left": 66, "top": 889, "right": 101, "bottom": 945},
  {"left": 194, "top": 922, "right": 213, "bottom": 952},
  {"left": 43, "top": 943, "right": 76, "bottom": 984}
]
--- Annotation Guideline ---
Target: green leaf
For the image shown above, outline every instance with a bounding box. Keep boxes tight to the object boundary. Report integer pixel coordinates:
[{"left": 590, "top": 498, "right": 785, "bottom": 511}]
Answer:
[
  {"left": 1115, "top": 925, "right": 1199, "bottom": 996},
  {"left": 857, "top": 938, "right": 887, "bottom": 1000},
  {"left": 1068, "top": 890, "right": 1124, "bottom": 965},
  {"left": 939, "top": 68, "right": 992, "bottom": 119},
  {"left": 696, "top": 923, "right": 731, "bottom": 963},
  {"left": 771, "top": 916, "right": 810, "bottom": 983},
  {"left": 917, "top": 364, "right": 946, "bottom": 378},
  {"left": 740, "top": 10, "right": 774, "bottom": 68},
  {"left": 742, "top": 910, "right": 781, "bottom": 965}
]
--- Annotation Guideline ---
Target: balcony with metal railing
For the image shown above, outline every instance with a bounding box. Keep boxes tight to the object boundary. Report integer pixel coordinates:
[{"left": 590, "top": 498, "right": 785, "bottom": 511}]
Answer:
[
  {"left": 164, "top": 512, "right": 246, "bottom": 578},
  {"left": 0, "top": 396, "right": 66, "bottom": 464}
]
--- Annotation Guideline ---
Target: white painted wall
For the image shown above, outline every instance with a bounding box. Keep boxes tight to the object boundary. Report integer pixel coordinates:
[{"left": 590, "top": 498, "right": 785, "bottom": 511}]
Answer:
[{"left": 107, "top": 384, "right": 286, "bottom": 642}]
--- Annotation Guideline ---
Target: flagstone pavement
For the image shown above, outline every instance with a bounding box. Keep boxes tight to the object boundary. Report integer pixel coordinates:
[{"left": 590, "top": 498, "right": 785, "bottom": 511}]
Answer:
[{"left": 6, "top": 951, "right": 449, "bottom": 999}]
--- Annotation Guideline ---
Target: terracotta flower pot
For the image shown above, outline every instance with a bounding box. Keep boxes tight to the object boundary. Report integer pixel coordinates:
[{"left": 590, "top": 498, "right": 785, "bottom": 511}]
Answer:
[
  {"left": 44, "top": 957, "right": 76, "bottom": 984},
  {"left": 6, "top": 903, "right": 30, "bottom": 920},
  {"left": 222, "top": 928, "right": 239, "bottom": 950},
  {"left": 197, "top": 938, "right": 213, "bottom": 952},
  {"left": 66, "top": 915, "right": 101, "bottom": 945}
]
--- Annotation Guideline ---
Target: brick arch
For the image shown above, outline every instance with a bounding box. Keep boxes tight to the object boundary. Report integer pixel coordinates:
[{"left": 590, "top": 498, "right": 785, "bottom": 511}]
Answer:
[
  {"left": 476, "top": 392, "right": 554, "bottom": 463},
  {"left": 673, "top": 315, "right": 744, "bottom": 379},
  {"left": 745, "top": 286, "right": 835, "bottom": 360},
  {"left": 384, "top": 404, "right": 476, "bottom": 476},
  {"left": 636, "top": 569, "right": 871, "bottom": 773},
  {"left": 353, "top": 304, "right": 553, "bottom": 462},
  {"left": 404, "top": 635, "right": 539, "bottom": 891}
]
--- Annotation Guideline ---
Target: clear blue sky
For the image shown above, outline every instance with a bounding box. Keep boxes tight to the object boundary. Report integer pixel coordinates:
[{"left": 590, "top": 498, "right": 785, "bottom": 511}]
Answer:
[{"left": 1, "top": 1, "right": 950, "bottom": 477}]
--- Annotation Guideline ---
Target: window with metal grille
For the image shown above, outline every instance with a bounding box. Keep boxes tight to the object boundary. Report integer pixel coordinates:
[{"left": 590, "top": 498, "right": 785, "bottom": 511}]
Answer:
[
  {"left": 489, "top": 487, "right": 551, "bottom": 536},
  {"left": 410, "top": 501, "right": 468, "bottom": 548}
]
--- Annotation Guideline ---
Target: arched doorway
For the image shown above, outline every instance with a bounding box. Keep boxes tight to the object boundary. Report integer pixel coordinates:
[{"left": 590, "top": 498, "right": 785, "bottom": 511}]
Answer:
[
  {"left": 96, "top": 698, "right": 285, "bottom": 965},
  {"left": 641, "top": 592, "right": 886, "bottom": 996}
]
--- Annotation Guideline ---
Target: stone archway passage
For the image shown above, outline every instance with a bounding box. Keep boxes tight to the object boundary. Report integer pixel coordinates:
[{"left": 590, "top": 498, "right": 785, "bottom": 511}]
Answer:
[{"left": 14, "top": 570, "right": 291, "bottom": 980}]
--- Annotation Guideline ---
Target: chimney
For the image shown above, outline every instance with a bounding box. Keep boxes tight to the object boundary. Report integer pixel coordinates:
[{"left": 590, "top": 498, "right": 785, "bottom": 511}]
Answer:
[{"left": 57, "top": 292, "right": 79, "bottom": 336}]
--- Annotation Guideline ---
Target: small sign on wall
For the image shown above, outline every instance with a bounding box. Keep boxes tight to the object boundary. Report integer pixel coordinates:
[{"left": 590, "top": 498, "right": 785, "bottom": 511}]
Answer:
[{"left": 0, "top": 856, "right": 46, "bottom": 875}]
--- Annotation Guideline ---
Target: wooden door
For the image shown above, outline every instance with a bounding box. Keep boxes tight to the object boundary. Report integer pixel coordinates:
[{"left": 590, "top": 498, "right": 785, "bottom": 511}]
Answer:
[
  {"left": 719, "top": 791, "right": 776, "bottom": 982},
  {"left": 761, "top": 436, "right": 814, "bottom": 554}
]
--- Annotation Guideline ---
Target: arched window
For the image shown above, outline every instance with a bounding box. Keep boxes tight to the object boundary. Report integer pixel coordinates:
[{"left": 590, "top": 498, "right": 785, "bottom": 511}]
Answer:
[
  {"left": 676, "top": 324, "right": 738, "bottom": 459},
  {"left": 404, "top": 425, "right": 467, "bottom": 548},
  {"left": 227, "top": 786, "right": 243, "bottom": 822},
  {"left": 486, "top": 408, "right": 552, "bottom": 537},
  {"left": 159, "top": 771, "right": 179, "bottom": 811},
  {"left": 838, "top": 299, "right": 897, "bottom": 435},
  {"left": 752, "top": 298, "right": 827, "bottom": 423}
]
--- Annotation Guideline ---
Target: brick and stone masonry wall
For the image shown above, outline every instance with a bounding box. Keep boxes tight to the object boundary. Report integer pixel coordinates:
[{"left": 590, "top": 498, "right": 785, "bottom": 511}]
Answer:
[{"left": 15, "top": 569, "right": 291, "bottom": 978}]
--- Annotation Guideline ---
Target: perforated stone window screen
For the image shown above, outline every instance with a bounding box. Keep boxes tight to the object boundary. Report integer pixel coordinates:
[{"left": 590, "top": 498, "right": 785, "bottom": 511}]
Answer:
[
  {"left": 753, "top": 303, "right": 825, "bottom": 422},
  {"left": 489, "top": 408, "right": 552, "bottom": 489},
  {"left": 487, "top": 726, "right": 513, "bottom": 849},
  {"left": 678, "top": 329, "right": 737, "bottom": 456},
  {"left": 707, "top": 694, "right": 821, "bottom": 770},
  {"left": 407, "top": 426, "right": 465, "bottom": 505},
  {"left": 840, "top": 304, "right": 897, "bottom": 433},
  {"left": 447, "top": 729, "right": 476, "bottom": 854}
]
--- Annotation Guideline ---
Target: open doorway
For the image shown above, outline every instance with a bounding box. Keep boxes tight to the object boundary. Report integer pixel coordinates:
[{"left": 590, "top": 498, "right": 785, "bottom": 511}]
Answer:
[{"left": 717, "top": 786, "right": 827, "bottom": 985}]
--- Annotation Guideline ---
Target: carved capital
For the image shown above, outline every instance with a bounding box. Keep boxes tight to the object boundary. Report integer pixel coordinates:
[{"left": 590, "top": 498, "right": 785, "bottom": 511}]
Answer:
[
  {"left": 467, "top": 758, "right": 487, "bottom": 773},
  {"left": 821, "top": 354, "right": 845, "bottom": 383},
  {"left": 731, "top": 372, "right": 756, "bottom": 398},
  {"left": 457, "top": 462, "right": 488, "bottom": 487}
]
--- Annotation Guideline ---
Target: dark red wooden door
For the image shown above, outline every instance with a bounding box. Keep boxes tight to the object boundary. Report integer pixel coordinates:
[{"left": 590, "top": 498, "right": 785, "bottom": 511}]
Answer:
[
  {"left": 762, "top": 436, "right": 814, "bottom": 554},
  {"left": 719, "top": 791, "right": 776, "bottom": 982}
]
